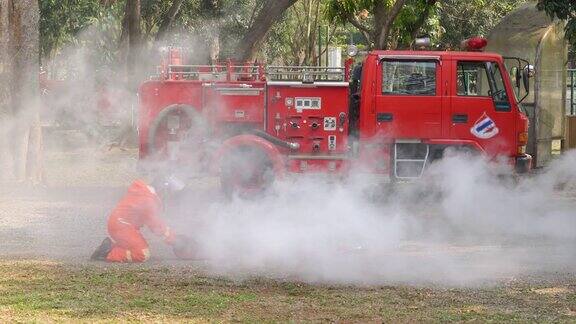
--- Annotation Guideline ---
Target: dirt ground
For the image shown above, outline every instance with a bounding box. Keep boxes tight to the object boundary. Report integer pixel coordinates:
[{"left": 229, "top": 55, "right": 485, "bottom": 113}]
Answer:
[
  {"left": 1, "top": 132, "right": 574, "bottom": 269},
  {"left": 1, "top": 131, "right": 576, "bottom": 321},
  {"left": 0, "top": 130, "right": 221, "bottom": 263}
]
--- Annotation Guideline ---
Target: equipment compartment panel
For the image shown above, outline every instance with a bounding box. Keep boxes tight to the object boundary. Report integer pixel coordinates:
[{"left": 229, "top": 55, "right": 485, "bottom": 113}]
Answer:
[
  {"left": 203, "top": 82, "right": 266, "bottom": 124},
  {"left": 266, "top": 83, "right": 349, "bottom": 154}
]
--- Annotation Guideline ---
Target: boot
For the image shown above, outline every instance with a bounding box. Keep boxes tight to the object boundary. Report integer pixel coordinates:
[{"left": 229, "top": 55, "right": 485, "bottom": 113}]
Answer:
[{"left": 90, "top": 237, "right": 112, "bottom": 261}]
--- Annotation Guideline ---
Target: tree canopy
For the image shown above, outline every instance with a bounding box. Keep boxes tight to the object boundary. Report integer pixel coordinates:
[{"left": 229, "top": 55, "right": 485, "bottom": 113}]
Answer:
[
  {"left": 537, "top": 0, "right": 576, "bottom": 42},
  {"left": 438, "top": 0, "right": 525, "bottom": 48},
  {"left": 37, "top": 0, "right": 531, "bottom": 77},
  {"left": 325, "top": 0, "right": 525, "bottom": 50},
  {"left": 325, "top": 0, "right": 414, "bottom": 49}
]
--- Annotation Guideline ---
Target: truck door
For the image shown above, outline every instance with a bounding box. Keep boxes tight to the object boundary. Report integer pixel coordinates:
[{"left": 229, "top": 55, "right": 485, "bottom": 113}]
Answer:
[
  {"left": 375, "top": 57, "right": 442, "bottom": 139},
  {"left": 450, "top": 60, "right": 516, "bottom": 156}
]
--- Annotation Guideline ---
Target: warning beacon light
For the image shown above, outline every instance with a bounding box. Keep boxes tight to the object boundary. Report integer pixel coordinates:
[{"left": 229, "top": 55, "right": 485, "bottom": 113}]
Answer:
[
  {"left": 346, "top": 44, "right": 358, "bottom": 57},
  {"left": 414, "top": 36, "right": 431, "bottom": 49},
  {"left": 461, "top": 37, "right": 488, "bottom": 52}
]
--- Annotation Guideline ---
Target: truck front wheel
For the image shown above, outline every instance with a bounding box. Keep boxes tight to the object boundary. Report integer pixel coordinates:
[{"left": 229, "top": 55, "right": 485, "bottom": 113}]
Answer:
[{"left": 220, "top": 145, "right": 275, "bottom": 199}]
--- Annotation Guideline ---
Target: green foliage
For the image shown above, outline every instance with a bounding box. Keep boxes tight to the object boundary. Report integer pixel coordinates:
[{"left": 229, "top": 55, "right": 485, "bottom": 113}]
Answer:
[
  {"left": 325, "top": 0, "right": 526, "bottom": 49},
  {"left": 261, "top": 0, "right": 361, "bottom": 64},
  {"left": 438, "top": 0, "right": 526, "bottom": 48},
  {"left": 537, "top": 0, "right": 576, "bottom": 42},
  {"left": 326, "top": 0, "right": 371, "bottom": 23},
  {"left": 79, "top": 3, "right": 125, "bottom": 74},
  {"left": 393, "top": 0, "right": 441, "bottom": 48},
  {"left": 39, "top": 0, "right": 528, "bottom": 70},
  {"left": 41, "top": 0, "right": 126, "bottom": 79},
  {"left": 216, "top": 0, "right": 264, "bottom": 60},
  {"left": 39, "top": 0, "right": 101, "bottom": 58},
  {"left": 325, "top": 0, "right": 442, "bottom": 48},
  {"left": 325, "top": 0, "right": 380, "bottom": 39},
  {"left": 325, "top": 0, "right": 397, "bottom": 22},
  {"left": 141, "top": 0, "right": 201, "bottom": 42}
]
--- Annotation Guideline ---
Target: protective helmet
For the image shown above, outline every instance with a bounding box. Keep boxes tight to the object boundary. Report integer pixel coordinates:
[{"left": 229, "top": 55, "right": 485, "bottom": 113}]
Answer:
[
  {"left": 164, "top": 174, "right": 186, "bottom": 192},
  {"left": 152, "top": 173, "right": 186, "bottom": 193}
]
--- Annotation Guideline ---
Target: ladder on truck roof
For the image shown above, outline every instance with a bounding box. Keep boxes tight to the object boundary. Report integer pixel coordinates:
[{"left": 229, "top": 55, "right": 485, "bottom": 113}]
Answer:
[
  {"left": 155, "top": 63, "right": 347, "bottom": 82},
  {"left": 158, "top": 63, "right": 264, "bottom": 81},
  {"left": 266, "top": 66, "right": 346, "bottom": 82}
]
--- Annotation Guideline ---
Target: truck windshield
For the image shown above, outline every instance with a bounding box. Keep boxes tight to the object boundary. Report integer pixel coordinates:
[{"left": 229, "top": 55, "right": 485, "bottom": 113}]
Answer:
[{"left": 382, "top": 60, "right": 436, "bottom": 96}]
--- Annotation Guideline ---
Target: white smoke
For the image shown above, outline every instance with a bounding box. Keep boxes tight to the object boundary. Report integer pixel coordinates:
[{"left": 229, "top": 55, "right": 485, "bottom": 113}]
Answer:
[{"left": 169, "top": 150, "right": 576, "bottom": 286}]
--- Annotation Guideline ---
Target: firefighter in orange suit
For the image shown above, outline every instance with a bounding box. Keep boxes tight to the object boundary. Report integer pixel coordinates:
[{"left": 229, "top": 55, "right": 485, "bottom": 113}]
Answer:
[{"left": 91, "top": 175, "right": 186, "bottom": 262}]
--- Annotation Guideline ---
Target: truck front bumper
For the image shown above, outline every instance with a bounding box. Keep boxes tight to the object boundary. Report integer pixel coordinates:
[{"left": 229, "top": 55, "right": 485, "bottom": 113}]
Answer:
[{"left": 515, "top": 154, "right": 532, "bottom": 174}]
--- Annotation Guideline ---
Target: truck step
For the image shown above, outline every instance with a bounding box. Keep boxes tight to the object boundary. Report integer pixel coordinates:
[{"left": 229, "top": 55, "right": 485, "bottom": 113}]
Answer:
[{"left": 393, "top": 142, "right": 430, "bottom": 179}]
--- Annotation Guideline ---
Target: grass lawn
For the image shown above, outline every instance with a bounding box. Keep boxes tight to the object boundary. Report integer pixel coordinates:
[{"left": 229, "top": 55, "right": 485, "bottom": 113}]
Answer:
[{"left": 0, "top": 260, "right": 575, "bottom": 322}]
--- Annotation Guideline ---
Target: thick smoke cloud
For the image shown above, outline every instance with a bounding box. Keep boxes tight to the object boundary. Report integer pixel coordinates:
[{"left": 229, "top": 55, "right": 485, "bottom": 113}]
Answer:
[{"left": 170, "top": 151, "right": 576, "bottom": 286}]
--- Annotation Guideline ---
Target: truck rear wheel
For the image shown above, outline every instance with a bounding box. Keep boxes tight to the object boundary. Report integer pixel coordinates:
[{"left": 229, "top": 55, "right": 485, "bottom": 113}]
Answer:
[
  {"left": 220, "top": 145, "right": 275, "bottom": 199},
  {"left": 147, "top": 104, "right": 211, "bottom": 171}
]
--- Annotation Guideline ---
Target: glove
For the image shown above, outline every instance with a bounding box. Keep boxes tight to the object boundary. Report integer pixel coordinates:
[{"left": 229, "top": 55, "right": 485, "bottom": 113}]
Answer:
[
  {"left": 164, "top": 231, "right": 177, "bottom": 246},
  {"left": 163, "top": 227, "right": 177, "bottom": 245},
  {"left": 172, "top": 235, "right": 200, "bottom": 260}
]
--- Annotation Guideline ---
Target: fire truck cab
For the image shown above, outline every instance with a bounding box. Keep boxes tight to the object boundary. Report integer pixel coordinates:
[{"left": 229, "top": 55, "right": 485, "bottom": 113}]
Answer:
[
  {"left": 353, "top": 49, "right": 531, "bottom": 178},
  {"left": 138, "top": 41, "right": 532, "bottom": 194}
]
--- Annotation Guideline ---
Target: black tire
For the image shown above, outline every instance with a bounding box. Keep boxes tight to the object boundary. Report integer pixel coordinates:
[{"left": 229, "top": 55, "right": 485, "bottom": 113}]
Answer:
[
  {"left": 220, "top": 145, "right": 275, "bottom": 199},
  {"left": 147, "top": 104, "right": 209, "bottom": 158}
]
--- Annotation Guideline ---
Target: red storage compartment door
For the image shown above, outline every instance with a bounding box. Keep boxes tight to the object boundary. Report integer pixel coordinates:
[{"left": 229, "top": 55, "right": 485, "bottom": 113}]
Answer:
[{"left": 203, "top": 83, "right": 265, "bottom": 124}]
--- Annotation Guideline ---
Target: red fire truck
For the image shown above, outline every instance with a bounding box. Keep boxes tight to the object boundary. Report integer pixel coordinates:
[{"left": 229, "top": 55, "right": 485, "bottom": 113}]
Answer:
[{"left": 138, "top": 39, "right": 532, "bottom": 194}]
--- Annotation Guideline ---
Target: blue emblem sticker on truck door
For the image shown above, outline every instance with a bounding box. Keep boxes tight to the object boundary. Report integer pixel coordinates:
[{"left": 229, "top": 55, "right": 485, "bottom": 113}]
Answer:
[{"left": 470, "top": 112, "right": 499, "bottom": 139}]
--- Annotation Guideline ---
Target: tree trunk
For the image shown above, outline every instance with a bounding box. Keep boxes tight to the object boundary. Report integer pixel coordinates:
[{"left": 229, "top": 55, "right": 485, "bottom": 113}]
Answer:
[
  {"left": 372, "top": 1, "right": 387, "bottom": 48},
  {"left": 234, "top": 0, "right": 298, "bottom": 62},
  {"left": 0, "top": 0, "right": 43, "bottom": 184},
  {"left": 408, "top": 0, "right": 437, "bottom": 46},
  {"left": 124, "top": 0, "right": 141, "bottom": 88},
  {"left": 346, "top": 12, "right": 373, "bottom": 45},
  {"left": 374, "top": 0, "right": 408, "bottom": 49},
  {"left": 0, "top": 0, "right": 11, "bottom": 181},
  {"left": 303, "top": 0, "right": 318, "bottom": 65},
  {"left": 155, "top": 0, "right": 185, "bottom": 42},
  {"left": 199, "top": 0, "right": 223, "bottom": 63}
]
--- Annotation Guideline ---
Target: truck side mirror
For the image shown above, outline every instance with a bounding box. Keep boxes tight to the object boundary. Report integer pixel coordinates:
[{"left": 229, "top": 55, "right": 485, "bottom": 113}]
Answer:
[
  {"left": 522, "top": 64, "right": 533, "bottom": 92},
  {"left": 510, "top": 67, "right": 520, "bottom": 88}
]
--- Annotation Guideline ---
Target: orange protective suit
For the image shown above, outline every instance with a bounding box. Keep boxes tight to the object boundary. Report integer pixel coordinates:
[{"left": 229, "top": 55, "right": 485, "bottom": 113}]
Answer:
[{"left": 106, "top": 180, "right": 175, "bottom": 262}]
